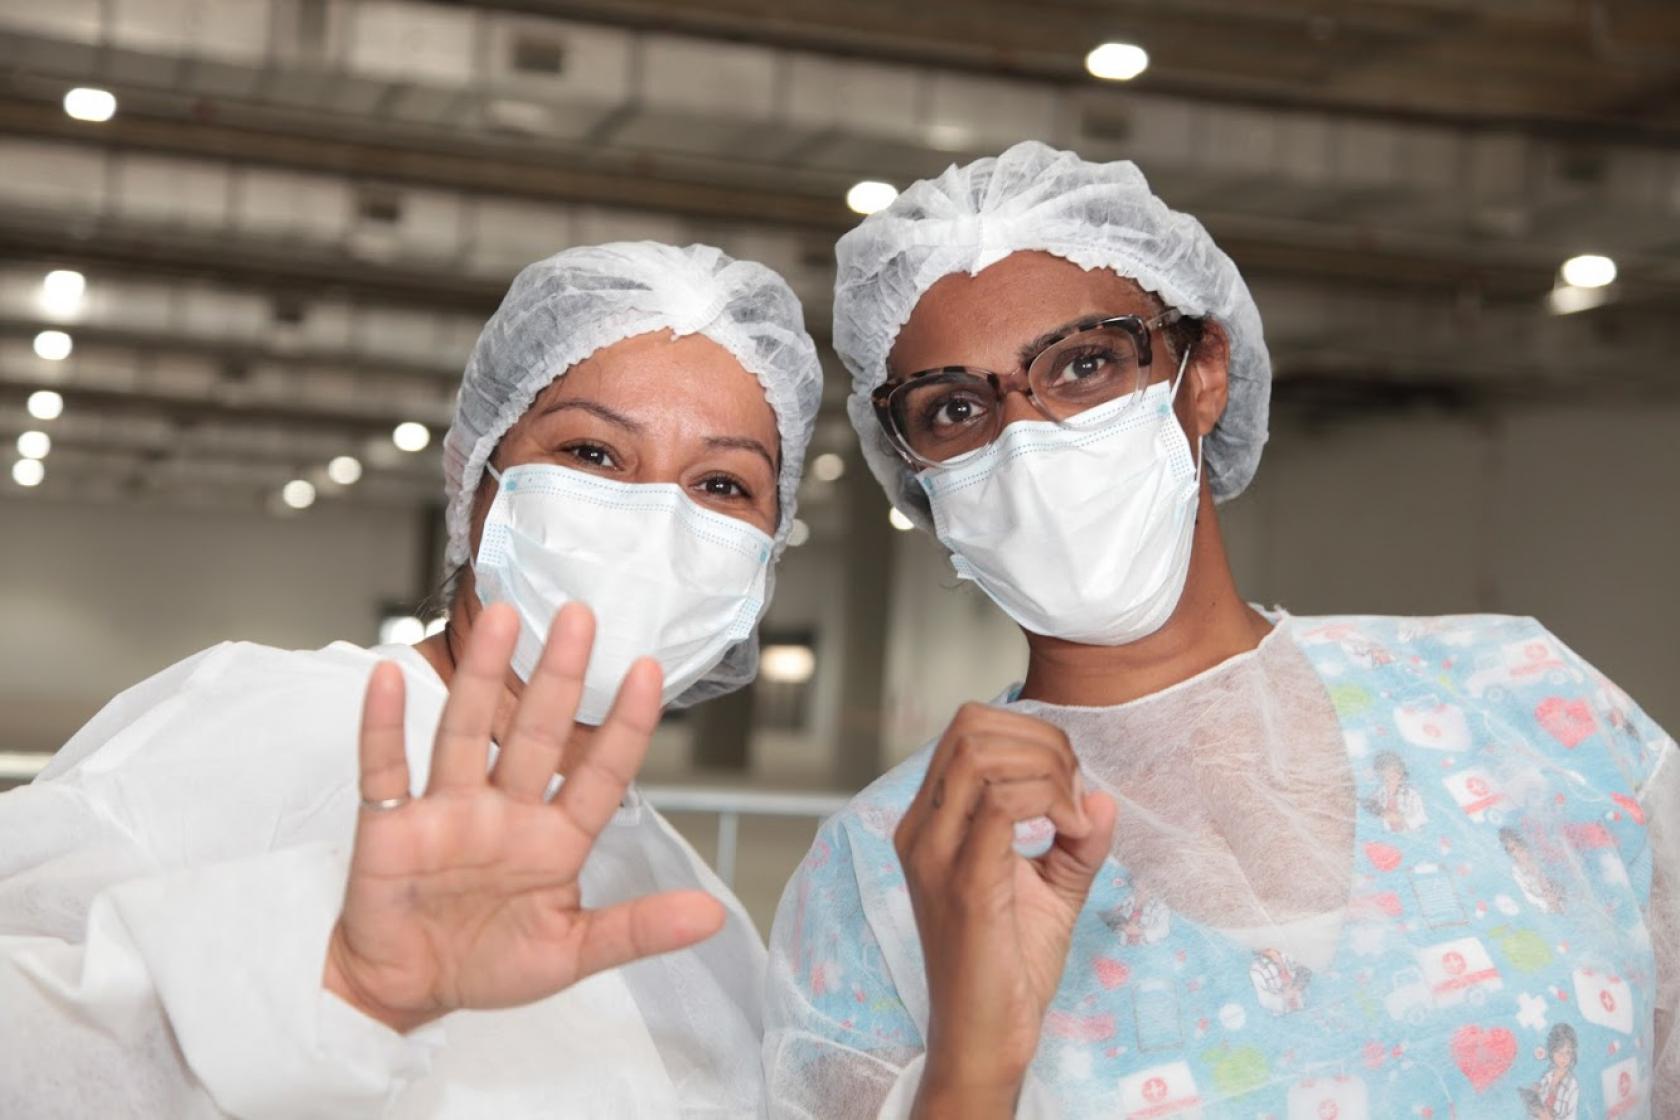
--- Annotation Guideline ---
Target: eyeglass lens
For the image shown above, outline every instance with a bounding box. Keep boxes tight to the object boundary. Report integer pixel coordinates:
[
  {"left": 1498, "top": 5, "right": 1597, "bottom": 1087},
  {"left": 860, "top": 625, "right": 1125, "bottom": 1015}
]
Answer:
[{"left": 889, "top": 324, "right": 1150, "bottom": 463}]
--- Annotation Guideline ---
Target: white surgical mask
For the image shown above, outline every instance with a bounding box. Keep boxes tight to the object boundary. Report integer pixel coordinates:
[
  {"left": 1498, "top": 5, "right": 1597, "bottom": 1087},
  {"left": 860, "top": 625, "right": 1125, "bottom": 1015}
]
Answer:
[
  {"left": 473, "top": 463, "right": 772, "bottom": 724},
  {"left": 920, "top": 350, "right": 1201, "bottom": 646}
]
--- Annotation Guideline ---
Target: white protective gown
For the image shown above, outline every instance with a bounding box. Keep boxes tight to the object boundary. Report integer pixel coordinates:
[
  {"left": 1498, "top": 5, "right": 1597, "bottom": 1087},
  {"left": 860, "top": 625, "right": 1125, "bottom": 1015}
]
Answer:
[{"left": 0, "top": 641, "right": 765, "bottom": 1119}]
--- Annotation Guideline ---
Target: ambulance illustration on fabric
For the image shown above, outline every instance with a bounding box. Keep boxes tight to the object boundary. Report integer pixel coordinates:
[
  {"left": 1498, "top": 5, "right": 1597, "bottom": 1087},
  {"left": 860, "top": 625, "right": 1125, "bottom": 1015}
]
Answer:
[
  {"left": 1119, "top": 1060, "right": 1202, "bottom": 1118},
  {"left": 1442, "top": 767, "right": 1507, "bottom": 825},
  {"left": 1384, "top": 936, "right": 1504, "bottom": 1023},
  {"left": 1465, "top": 638, "right": 1577, "bottom": 699}
]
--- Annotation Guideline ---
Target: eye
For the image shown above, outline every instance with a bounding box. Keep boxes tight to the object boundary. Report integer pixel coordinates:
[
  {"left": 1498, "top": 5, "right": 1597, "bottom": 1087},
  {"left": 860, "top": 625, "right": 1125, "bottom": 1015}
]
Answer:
[
  {"left": 917, "top": 390, "right": 992, "bottom": 431},
  {"left": 563, "top": 441, "right": 618, "bottom": 470},
  {"left": 1047, "top": 347, "right": 1119, "bottom": 386},
  {"left": 697, "top": 473, "right": 750, "bottom": 500}
]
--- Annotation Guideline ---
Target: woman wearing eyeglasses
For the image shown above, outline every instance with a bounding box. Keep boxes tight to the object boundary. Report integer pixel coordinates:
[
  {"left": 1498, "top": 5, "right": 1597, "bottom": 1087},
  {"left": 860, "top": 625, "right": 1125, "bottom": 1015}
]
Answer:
[{"left": 764, "top": 142, "right": 1677, "bottom": 1119}]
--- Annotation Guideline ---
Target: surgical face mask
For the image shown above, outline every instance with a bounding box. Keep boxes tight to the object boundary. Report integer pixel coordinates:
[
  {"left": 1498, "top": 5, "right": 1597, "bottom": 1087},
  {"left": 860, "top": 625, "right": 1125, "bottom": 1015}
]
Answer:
[
  {"left": 919, "top": 350, "right": 1201, "bottom": 646},
  {"left": 473, "top": 463, "right": 772, "bottom": 724}
]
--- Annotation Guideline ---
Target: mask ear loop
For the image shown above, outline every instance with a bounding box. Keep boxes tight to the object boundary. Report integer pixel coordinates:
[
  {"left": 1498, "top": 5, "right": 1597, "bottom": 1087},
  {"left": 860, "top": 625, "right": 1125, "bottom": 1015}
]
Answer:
[{"left": 1166, "top": 342, "right": 1205, "bottom": 487}]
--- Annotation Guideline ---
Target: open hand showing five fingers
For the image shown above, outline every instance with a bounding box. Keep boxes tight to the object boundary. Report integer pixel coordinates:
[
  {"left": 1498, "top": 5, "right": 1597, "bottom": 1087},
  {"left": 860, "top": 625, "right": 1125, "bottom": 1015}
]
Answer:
[{"left": 323, "top": 602, "right": 724, "bottom": 1033}]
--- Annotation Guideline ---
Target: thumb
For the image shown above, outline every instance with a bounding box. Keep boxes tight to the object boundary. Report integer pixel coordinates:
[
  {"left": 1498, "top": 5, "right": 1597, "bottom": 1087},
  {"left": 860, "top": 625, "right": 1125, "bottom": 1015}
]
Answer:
[
  {"left": 1037, "top": 791, "right": 1117, "bottom": 908},
  {"left": 570, "top": 890, "right": 727, "bottom": 981}
]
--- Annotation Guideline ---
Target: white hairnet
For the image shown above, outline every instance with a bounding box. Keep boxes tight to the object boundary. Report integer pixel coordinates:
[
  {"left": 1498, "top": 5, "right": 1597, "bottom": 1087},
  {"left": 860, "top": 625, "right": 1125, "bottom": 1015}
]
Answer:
[
  {"left": 832, "top": 140, "right": 1271, "bottom": 530},
  {"left": 442, "top": 241, "right": 823, "bottom": 708}
]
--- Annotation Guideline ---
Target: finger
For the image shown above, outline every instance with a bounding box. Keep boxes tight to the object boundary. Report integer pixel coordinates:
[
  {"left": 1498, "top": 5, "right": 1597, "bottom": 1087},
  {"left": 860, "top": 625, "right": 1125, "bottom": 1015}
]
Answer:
[
  {"left": 952, "top": 782, "right": 1033, "bottom": 884},
  {"left": 427, "top": 602, "right": 520, "bottom": 792},
  {"left": 1038, "top": 791, "right": 1119, "bottom": 909},
  {"left": 491, "top": 603, "right": 595, "bottom": 800},
  {"left": 920, "top": 740, "right": 1086, "bottom": 864},
  {"left": 357, "top": 662, "right": 410, "bottom": 805},
  {"left": 570, "top": 890, "right": 726, "bottom": 980},
  {"left": 551, "top": 657, "right": 662, "bottom": 843}
]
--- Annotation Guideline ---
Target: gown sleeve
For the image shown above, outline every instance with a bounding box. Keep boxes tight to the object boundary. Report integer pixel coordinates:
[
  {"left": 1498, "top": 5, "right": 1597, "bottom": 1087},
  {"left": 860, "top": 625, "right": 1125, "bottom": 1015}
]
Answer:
[
  {"left": 763, "top": 766, "right": 1059, "bottom": 1119},
  {"left": 1547, "top": 628, "right": 1679, "bottom": 1113},
  {"left": 0, "top": 644, "right": 445, "bottom": 1119}
]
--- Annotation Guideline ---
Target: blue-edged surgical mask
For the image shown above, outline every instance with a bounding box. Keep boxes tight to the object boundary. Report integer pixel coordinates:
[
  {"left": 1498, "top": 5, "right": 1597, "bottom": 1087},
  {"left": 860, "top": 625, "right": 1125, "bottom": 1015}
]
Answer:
[{"left": 920, "top": 347, "right": 1201, "bottom": 646}]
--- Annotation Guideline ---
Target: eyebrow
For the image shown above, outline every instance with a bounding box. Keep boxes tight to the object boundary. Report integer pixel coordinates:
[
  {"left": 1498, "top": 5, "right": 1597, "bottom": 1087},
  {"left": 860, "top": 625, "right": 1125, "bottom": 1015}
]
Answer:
[
  {"left": 537, "top": 398, "right": 646, "bottom": 433},
  {"left": 704, "top": 435, "right": 778, "bottom": 474},
  {"left": 1014, "top": 317, "right": 1096, "bottom": 370}
]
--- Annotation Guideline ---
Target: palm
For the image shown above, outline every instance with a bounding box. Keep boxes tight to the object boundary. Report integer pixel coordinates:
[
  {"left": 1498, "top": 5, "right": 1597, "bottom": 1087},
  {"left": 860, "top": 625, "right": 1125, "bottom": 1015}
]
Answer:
[
  {"left": 1008, "top": 858, "right": 1084, "bottom": 1012},
  {"left": 327, "top": 603, "right": 723, "bottom": 1031}
]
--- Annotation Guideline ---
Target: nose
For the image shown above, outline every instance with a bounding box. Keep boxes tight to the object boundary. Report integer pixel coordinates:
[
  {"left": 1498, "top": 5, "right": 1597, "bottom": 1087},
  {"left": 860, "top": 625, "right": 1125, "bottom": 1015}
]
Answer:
[{"left": 998, "top": 385, "right": 1042, "bottom": 427}]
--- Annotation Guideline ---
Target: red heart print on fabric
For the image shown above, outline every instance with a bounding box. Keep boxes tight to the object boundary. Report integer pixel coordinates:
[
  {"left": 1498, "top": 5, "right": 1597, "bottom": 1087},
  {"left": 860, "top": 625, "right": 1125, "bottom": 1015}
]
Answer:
[
  {"left": 1451, "top": 1025, "right": 1516, "bottom": 1092},
  {"left": 1536, "top": 697, "right": 1596, "bottom": 748},
  {"left": 1364, "top": 842, "right": 1403, "bottom": 873},
  {"left": 1094, "top": 957, "right": 1129, "bottom": 989}
]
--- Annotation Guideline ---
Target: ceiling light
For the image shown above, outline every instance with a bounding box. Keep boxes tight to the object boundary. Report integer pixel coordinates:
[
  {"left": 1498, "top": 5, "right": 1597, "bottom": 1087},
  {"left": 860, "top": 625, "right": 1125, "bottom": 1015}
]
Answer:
[
  {"left": 327, "top": 455, "right": 363, "bottom": 485},
  {"left": 281, "top": 479, "right": 317, "bottom": 510},
  {"left": 40, "top": 269, "right": 85, "bottom": 318},
  {"left": 63, "top": 87, "right": 117, "bottom": 123},
  {"left": 888, "top": 507, "right": 914, "bottom": 531},
  {"left": 846, "top": 180, "right": 898, "bottom": 216},
  {"left": 392, "top": 421, "right": 430, "bottom": 452},
  {"left": 812, "top": 452, "right": 846, "bottom": 482},
  {"left": 787, "top": 518, "right": 811, "bottom": 547},
  {"left": 26, "top": 390, "right": 64, "bottom": 420},
  {"left": 16, "top": 431, "right": 51, "bottom": 460},
  {"left": 760, "top": 644, "right": 817, "bottom": 684},
  {"left": 1085, "top": 42, "right": 1150, "bottom": 81},
  {"left": 33, "top": 330, "right": 72, "bottom": 361},
  {"left": 1546, "top": 284, "right": 1612, "bottom": 317},
  {"left": 1560, "top": 254, "right": 1616, "bottom": 290},
  {"left": 11, "top": 459, "right": 44, "bottom": 487}
]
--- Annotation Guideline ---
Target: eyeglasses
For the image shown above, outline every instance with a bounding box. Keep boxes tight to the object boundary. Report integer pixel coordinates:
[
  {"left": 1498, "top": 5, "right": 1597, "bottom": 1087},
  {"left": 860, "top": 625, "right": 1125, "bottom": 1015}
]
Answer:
[{"left": 872, "top": 310, "right": 1183, "bottom": 468}]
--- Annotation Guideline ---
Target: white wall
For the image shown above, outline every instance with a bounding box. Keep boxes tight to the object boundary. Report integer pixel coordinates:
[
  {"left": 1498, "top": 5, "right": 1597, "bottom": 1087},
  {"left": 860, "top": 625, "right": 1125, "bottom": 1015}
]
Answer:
[
  {"left": 872, "top": 400, "right": 1680, "bottom": 764},
  {"left": 0, "top": 496, "right": 426, "bottom": 753}
]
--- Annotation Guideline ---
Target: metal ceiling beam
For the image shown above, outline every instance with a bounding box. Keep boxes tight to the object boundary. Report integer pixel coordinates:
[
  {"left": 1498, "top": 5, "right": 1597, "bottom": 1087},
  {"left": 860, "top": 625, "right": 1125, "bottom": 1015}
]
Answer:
[
  {"left": 0, "top": 93, "right": 856, "bottom": 233},
  {"left": 0, "top": 374, "right": 444, "bottom": 438},
  {"left": 0, "top": 319, "right": 464, "bottom": 384},
  {"left": 439, "top": 0, "right": 1680, "bottom": 142}
]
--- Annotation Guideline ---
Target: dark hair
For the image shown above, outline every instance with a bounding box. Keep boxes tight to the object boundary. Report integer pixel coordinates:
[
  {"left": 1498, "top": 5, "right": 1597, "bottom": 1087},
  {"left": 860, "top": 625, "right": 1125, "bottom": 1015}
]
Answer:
[
  {"left": 1373, "top": 751, "right": 1406, "bottom": 776},
  {"left": 1498, "top": 826, "right": 1525, "bottom": 852},
  {"left": 1546, "top": 1022, "right": 1577, "bottom": 1061},
  {"left": 1164, "top": 314, "right": 1206, "bottom": 366}
]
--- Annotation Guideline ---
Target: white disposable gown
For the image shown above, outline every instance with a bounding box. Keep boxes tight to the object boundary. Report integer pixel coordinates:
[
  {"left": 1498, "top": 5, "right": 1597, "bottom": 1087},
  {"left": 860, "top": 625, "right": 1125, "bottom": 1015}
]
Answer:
[{"left": 0, "top": 641, "right": 765, "bottom": 1118}]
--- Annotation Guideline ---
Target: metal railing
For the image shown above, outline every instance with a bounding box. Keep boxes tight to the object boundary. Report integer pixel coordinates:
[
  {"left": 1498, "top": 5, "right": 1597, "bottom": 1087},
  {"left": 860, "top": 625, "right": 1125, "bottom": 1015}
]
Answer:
[
  {"left": 640, "top": 785, "right": 850, "bottom": 887},
  {"left": 0, "top": 752, "right": 847, "bottom": 889}
]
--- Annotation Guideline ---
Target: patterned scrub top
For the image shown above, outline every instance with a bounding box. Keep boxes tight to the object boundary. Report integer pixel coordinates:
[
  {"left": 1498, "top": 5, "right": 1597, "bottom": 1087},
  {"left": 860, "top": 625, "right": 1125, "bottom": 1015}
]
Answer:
[{"left": 764, "top": 615, "right": 1676, "bottom": 1120}]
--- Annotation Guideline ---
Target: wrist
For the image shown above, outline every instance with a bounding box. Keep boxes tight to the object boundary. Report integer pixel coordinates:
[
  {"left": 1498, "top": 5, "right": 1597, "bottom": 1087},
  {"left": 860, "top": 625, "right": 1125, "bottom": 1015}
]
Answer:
[
  {"left": 915, "top": 1049, "right": 1025, "bottom": 1120},
  {"left": 913, "top": 1072, "right": 1019, "bottom": 1120},
  {"left": 322, "top": 923, "right": 439, "bottom": 1035}
]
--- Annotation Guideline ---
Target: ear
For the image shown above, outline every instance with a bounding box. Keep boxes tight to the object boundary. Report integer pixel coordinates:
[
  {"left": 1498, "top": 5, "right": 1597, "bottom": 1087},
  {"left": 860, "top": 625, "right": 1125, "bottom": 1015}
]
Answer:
[
  {"left": 465, "top": 448, "right": 504, "bottom": 562},
  {"left": 1186, "top": 320, "right": 1231, "bottom": 440}
]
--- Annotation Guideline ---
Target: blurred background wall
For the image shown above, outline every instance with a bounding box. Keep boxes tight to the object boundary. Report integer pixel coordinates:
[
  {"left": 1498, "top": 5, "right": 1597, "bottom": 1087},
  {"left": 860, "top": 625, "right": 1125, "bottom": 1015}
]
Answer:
[{"left": 2, "top": 0, "right": 1677, "bottom": 927}]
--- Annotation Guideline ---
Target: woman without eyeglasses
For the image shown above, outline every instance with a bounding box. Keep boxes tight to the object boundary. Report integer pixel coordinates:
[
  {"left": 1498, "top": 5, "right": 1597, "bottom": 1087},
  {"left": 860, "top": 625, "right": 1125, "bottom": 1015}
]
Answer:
[{"left": 0, "top": 242, "right": 821, "bottom": 1118}]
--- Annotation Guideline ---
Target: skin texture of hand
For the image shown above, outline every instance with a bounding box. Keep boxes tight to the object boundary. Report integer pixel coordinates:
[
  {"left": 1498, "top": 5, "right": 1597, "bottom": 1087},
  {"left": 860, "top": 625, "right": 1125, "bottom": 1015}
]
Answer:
[
  {"left": 895, "top": 703, "right": 1119, "bottom": 1119},
  {"left": 321, "top": 601, "right": 725, "bottom": 1034}
]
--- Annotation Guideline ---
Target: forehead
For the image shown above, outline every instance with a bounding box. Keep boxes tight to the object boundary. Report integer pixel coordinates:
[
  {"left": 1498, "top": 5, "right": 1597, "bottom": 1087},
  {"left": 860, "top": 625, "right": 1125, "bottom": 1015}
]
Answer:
[
  {"left": 889, "top": 251, "right": 1161, "bottom": 375},
  {"left": 524, "top": 330, "right": 775, "bottom": 434}
]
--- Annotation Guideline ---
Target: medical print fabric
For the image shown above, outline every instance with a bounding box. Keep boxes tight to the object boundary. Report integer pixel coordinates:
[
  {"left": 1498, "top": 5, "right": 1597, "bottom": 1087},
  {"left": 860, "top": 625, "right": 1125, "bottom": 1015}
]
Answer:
[{"left": 767, "top": 616, "right": 1673, "bottom": 1119}]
